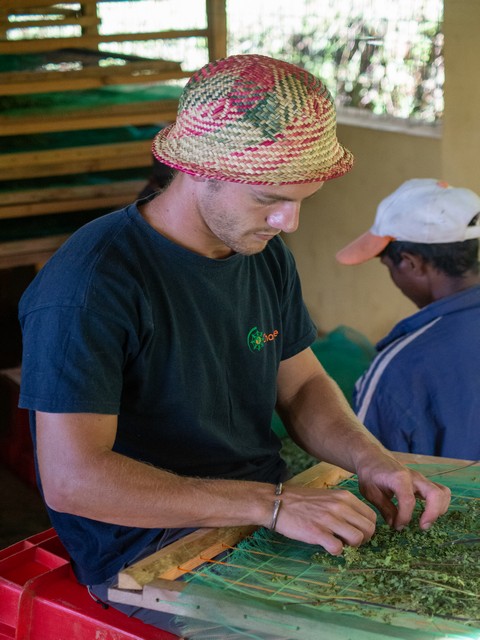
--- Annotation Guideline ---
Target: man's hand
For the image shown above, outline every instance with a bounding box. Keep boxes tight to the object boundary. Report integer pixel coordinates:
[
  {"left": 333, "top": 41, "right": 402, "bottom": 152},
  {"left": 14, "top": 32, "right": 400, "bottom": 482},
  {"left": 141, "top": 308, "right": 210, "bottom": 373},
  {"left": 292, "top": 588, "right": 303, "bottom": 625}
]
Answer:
[
  {"left": 355, "top": 454, "right": 451, "bottom": 531},
  {"left": 274, "top": 486, "right": 377, "bottom": 555}
]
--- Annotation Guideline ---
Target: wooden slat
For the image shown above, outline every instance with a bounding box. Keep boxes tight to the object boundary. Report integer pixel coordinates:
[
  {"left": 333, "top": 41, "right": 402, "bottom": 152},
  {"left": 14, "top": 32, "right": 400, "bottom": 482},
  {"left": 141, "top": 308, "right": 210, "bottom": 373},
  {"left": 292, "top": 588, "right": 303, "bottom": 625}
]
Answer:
[
  {"left": 0, "top": 28, "right": 208, "bottom": 54},
  {"left": 0, "top": 70, "right": 191, "bottom": 94},
  {"left": 0, "top": 59, "right": 186, "bottom": 95},
  {"left": 111, "top": 577, "right": 435, "bottom": 640},
  {"left": 0, "top": 180, "right": 145, "bottom": 218},
  {"left": 1, "top": 180, "right": 144, "bottom": 206},
  {"left": 0, "top": 155, "right": 151, "bottom": 180},
  {"left": 5, "top": 6, "right": 81, "bottom": 17},
  {"left": 5, "top": 0, "right": 96, "bottom": 9},
  {"left": 0, "top": 101, "right": 179, "bottom": 135},
  {"left": 0, "top": 234, "right": 70, "bottom": 269},
  {"left": 1, "top": 59, "right": 181, "bottom": 85},
  {"left": 0, "top": 139, "right": 151, "bottom": 169},
  {"left": 0, "top": 141, "right": 152, "bottom": 179},
  {"left": 0, "top": 72, "right": 188, "bottom": 94},
  {"left": 4, "top": 16, "right": 100, "bottom": 29},
  {"left": 0, "top": 193, "right": 137, "bottom": 218}
]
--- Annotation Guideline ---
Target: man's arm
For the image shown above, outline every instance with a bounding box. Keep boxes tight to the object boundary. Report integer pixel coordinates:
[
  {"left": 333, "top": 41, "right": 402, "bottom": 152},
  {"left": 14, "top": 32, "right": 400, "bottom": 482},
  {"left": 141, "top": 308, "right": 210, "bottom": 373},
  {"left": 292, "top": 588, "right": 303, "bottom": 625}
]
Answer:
[
  {"left": 36, "top": 411, "right": 274, "bottom": 529},
  {"left": 36, "top": 345, "right": 449, "bottom": 557},
  {"left": 36, "top": 410, "right": 376, "bottom": 554},
  {"left": 275, "top": 347, "right": 451, "bottom": 533}
]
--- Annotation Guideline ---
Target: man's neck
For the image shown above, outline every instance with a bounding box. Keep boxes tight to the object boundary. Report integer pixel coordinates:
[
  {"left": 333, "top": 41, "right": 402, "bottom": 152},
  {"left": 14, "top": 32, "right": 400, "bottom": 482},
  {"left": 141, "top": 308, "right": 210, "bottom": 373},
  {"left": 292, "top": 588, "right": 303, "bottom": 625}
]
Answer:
[{"left": 430, "top": 271, "right": 480, "bottom": 302}]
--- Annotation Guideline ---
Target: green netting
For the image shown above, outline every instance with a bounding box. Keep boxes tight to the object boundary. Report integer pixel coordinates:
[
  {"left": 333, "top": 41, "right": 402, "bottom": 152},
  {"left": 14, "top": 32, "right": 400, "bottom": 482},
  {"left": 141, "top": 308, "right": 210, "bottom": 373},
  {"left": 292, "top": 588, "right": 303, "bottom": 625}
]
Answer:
[
  {"left": 0, "top": 84, "right": 183, "bottom": 117},
  {"left": 172, "top": 463, "right": 480, "bottom": 639}
]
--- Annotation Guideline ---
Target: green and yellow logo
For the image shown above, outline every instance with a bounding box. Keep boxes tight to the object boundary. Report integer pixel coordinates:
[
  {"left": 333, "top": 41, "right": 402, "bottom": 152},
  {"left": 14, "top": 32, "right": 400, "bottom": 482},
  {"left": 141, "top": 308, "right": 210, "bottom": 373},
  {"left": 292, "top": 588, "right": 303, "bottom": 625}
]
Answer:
[{"left": 247, "top": 326, "right": 279, "bottom": 352}]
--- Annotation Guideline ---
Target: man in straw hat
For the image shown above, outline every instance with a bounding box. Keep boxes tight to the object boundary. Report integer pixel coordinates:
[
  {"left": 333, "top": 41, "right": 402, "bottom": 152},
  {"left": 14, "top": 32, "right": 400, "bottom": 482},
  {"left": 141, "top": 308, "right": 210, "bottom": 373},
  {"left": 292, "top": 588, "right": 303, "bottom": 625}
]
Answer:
[
  {"left": 19, "top": 56, "right": 449, "bottom": 631},
  {"left": 337, "top": 178, "right": 480, "bottom": 460}
]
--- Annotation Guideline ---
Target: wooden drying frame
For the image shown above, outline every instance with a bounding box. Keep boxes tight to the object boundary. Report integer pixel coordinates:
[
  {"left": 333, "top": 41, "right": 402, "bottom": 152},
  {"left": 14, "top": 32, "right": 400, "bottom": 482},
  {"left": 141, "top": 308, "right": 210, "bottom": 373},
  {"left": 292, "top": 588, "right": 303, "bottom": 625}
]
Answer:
[{"left": 108, "top": 453, "right": 475, "bottom": 640}]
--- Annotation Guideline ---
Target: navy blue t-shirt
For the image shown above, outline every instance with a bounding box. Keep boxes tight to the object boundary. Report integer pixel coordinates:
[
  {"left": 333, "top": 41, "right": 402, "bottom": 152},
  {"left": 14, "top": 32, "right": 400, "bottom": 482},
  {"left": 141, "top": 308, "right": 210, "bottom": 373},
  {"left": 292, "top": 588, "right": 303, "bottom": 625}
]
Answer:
[{"left": 19, "top": 201, "right": 317, "bottom": 584}]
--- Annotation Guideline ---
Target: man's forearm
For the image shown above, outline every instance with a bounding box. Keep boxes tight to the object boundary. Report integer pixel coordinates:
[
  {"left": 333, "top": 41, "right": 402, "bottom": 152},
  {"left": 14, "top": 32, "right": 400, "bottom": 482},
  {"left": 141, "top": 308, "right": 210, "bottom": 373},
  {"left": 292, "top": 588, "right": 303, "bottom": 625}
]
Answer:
[
  {"left": 44, "top": 448, "right": 276, "bottom": 529},
  {"left": 277, "top": 369, "right": 390, "bottom": 473}
]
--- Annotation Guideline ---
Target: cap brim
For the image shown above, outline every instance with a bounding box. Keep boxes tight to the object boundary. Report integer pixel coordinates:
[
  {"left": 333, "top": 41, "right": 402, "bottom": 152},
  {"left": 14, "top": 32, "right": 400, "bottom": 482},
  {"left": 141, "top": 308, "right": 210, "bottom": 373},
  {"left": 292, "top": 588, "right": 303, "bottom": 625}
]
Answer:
[{"left": 335, "top": 231, "right": 393, "bottom": 265}]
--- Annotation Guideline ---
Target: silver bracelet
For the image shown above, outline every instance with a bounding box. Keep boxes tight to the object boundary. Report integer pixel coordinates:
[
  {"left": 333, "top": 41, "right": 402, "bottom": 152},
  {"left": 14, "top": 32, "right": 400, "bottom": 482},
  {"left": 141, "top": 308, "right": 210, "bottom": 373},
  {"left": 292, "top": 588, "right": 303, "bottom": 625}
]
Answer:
[{"left": 269, "top": 482, "right": 284, "bottom": 530}]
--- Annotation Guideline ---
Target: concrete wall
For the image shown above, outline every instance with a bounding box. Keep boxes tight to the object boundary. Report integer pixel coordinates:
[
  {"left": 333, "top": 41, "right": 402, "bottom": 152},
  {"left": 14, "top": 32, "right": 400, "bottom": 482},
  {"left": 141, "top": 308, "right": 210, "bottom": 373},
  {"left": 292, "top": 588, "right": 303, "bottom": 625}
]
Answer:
[
  {"left": 286, "top": 0, "right": 479, "bottom": 343},
  {"left": 442, "top": 0, "right": 480, "bottom": 191},
  {"left": 287, "top": 126, "right": 441, "bottom": 342}
]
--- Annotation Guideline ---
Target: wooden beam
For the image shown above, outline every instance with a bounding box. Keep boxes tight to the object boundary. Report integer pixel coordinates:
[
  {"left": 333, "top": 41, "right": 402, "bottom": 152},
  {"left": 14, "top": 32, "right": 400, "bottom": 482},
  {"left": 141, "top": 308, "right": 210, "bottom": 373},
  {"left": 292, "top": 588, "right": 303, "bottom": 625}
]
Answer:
[
  {"left": 1, "top": 59, "right": 181, "bottom": 85},
  {"left": 0, "top": 140, "right": 153, "bottom": 180},
  {"left": 0, "top": 234, "right": 70, "bottom": 269},
  {"left": 111, "top": 577, "right": 432, "bottom": 640},
  {"left": 206, "top": 0, "right": 227, "bottom": 60},
  {"left": 0, "top": 28, "right": 209, "bottom": 55},
  {"left": 79, "top": 0, "right": 99, "bottom": 40},
  {"left": 0, "top": 102, "right": 179, "bottom": 135},
  {"left": 0, "top": 71, "right": 191, "bottom": 95},
  {"left": 4, "top": 16, "right": 100, "bottom": 29},
  {"left": 1, "top": 180, "right": 145, "bottom": 205},
  {"left": 5, "top": 0, "right": 96, "bottom": 8},
  {"left": 0, "top": 180, "right": 145, "bottom": 218},
  {"left": 0, "top": 59, "right": 187, "bottom": 95},
  {"left": 5, "top": 6, "right": 81, "bottom": 17}
]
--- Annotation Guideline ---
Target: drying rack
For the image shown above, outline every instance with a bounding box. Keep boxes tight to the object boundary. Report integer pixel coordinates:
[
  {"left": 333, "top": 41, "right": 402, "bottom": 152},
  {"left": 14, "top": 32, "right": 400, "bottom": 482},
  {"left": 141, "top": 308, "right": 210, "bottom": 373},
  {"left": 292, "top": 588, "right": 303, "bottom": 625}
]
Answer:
[{"left": 109, "top": 453, "right": 479, "bottom": 639}]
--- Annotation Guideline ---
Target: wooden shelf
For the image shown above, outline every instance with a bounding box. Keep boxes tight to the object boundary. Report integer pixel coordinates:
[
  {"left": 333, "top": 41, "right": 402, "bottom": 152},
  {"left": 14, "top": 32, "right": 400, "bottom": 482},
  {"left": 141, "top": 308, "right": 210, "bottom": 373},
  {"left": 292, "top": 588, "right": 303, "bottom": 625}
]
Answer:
[{"left": 0, "top": 0, "right": 227, "bottom": 265}]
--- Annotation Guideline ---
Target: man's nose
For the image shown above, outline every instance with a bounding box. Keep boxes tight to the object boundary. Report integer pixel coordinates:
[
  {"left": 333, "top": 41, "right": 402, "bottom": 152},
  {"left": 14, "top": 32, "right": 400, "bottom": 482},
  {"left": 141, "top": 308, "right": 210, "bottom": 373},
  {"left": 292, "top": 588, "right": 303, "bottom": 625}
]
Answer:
[{"left": 266, "top": 203, "right": 300, "bottom": 233}]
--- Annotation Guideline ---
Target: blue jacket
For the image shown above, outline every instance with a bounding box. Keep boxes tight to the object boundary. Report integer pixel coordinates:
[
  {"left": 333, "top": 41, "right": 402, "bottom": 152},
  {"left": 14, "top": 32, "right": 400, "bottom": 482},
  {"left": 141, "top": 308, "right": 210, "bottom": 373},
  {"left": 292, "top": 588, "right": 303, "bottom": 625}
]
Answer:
[{"left": 353, "top": 285, "right": 480, "bottom": 460}]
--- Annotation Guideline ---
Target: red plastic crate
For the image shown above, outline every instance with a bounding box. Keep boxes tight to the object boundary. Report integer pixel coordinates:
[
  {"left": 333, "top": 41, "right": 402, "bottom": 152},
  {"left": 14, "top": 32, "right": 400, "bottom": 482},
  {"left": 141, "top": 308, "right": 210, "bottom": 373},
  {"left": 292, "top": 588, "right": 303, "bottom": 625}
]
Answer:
[{"left": 0, "top": 529, "right": 178, "bottom": 640}]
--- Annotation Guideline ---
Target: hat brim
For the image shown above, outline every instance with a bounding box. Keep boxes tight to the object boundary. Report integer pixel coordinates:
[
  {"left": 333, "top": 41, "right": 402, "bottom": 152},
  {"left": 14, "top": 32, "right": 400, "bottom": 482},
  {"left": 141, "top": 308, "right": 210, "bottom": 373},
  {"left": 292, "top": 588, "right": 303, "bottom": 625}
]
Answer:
[
  {"left": 152, "top": 124, "right": 354, "bottom": 186},
  {"left": 335, "top": 231, "right": 394, "bottom": 265}
]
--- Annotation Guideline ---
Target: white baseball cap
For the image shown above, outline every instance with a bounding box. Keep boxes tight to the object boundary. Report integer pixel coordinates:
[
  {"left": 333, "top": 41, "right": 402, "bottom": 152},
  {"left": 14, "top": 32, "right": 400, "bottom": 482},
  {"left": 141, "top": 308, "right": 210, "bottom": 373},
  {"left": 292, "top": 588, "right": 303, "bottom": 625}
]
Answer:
[{"left": 336, "top": 179, "right": 480, "bottom": 265}]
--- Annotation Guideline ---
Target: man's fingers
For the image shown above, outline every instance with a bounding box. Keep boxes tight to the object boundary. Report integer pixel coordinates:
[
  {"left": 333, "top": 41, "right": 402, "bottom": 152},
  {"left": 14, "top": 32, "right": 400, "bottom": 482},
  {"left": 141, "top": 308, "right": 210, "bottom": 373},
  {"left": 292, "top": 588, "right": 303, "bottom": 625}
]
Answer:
[
  {"left": 359, "top": 464, "right": 452, "bottom": 531},
  {"left": 277, "top": 487, "right": 377, "bottom": 554},
  {"left": 360, "top": 483, "right": 397, "bottom": 528},
  {"left": 415, "top": 479, "right": 451, "bottom": 529}
]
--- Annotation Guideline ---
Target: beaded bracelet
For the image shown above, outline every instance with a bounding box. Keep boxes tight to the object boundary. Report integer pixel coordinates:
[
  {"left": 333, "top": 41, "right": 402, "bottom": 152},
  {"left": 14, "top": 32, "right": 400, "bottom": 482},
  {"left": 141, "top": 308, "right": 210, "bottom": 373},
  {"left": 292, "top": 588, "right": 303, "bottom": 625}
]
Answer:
[{"left": 269, "top": 482, "right": 284, "bottom": 531}]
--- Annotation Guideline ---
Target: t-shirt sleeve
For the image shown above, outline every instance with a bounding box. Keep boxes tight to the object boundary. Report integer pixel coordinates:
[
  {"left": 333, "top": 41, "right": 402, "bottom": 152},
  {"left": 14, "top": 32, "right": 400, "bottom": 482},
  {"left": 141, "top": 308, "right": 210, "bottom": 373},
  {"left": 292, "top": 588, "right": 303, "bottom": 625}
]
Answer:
[{"left": 19, "top": 305, "right": 129, "bottom": 414}]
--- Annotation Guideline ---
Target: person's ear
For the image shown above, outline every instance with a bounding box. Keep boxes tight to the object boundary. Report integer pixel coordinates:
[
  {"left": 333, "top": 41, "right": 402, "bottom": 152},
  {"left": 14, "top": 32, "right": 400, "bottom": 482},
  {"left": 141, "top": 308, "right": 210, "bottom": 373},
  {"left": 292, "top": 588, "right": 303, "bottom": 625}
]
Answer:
[{"left": 398, "top": 252, "right": 427, "bottom": 277}]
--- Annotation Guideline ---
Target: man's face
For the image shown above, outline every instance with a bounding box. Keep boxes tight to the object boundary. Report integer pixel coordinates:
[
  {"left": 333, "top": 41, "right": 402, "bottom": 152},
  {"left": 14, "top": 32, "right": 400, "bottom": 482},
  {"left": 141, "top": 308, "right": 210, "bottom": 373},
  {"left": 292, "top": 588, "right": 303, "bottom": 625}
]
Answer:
[{"left": 195, "top": 179, "right": 323, "bottom": 257}]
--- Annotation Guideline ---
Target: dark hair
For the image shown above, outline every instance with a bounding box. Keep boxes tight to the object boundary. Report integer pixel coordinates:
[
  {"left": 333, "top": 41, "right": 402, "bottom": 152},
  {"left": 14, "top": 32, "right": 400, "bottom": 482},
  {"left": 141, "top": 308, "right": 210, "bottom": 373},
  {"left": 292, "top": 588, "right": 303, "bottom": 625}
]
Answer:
[{"left": 380, "top": 215, "right": 480, "bottom": 277}]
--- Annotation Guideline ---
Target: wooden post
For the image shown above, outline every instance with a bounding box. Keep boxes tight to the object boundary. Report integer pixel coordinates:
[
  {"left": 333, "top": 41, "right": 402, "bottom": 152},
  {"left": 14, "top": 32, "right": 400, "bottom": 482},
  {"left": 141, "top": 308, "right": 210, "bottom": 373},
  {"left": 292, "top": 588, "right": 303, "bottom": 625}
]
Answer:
[{"left": 206, "top": 0, "right": 227, "bottom": 61}]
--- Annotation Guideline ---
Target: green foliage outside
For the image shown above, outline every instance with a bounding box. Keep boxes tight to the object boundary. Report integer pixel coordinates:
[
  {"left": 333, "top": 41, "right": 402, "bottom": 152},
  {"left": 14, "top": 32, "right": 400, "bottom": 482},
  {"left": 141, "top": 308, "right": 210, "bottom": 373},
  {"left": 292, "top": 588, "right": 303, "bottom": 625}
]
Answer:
[{"left": 227, "top": 0, "right": 444, "bottom": 123}]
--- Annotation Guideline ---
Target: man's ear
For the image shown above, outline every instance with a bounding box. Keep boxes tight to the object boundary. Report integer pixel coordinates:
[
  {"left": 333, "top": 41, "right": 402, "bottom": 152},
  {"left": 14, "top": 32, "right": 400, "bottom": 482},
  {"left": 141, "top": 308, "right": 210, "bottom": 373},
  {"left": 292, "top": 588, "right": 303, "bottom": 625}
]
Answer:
[{"left": 398, "top": 252, "right": 428, "bottom": 277}]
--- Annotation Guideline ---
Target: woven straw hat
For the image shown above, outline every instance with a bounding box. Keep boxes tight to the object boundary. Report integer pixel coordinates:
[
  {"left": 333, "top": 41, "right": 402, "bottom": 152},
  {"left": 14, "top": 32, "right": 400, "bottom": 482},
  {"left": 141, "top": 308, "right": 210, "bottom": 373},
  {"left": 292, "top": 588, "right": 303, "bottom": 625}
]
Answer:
[{"left": 152, "top": 54, "right": 353, "bottom": 185}]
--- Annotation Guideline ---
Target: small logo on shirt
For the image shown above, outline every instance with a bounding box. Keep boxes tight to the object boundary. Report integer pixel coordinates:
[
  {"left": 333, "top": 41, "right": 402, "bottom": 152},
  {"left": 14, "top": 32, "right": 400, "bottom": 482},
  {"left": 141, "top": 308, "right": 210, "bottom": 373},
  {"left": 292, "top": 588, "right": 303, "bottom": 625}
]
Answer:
[{"left": 247, "top": 326, "right": 279, "bottom": 352}]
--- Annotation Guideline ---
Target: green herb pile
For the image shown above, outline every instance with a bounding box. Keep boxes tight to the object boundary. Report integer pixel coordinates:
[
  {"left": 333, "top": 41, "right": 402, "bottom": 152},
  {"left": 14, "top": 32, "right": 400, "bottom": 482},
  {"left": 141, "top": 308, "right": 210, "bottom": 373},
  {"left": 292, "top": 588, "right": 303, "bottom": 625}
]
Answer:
[{"left": 311, "top": 499, "right": 480, "bottom": 625}]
